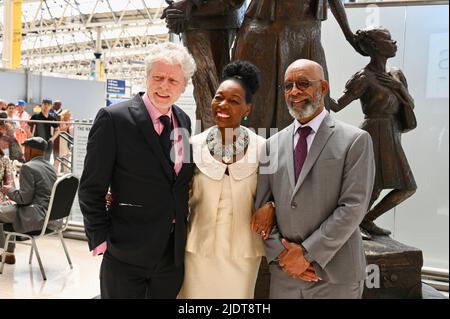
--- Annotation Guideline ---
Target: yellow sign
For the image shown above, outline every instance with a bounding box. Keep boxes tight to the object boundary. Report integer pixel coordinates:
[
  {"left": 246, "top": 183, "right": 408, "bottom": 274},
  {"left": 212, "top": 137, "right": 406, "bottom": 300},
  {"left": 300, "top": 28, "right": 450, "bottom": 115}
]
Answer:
[
  {"left": 12, "top": 0, "right": 22, "bottom": 69},
  {"left": 100, "top": 61, "right": 105, "bottom": 81}
]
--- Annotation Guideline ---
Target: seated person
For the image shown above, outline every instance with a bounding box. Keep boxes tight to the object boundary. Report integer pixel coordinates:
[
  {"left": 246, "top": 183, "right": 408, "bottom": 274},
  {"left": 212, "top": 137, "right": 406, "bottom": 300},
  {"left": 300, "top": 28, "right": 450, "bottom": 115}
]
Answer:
[{"left": 0, "top": 137, "right": 57, "bottom": 265}]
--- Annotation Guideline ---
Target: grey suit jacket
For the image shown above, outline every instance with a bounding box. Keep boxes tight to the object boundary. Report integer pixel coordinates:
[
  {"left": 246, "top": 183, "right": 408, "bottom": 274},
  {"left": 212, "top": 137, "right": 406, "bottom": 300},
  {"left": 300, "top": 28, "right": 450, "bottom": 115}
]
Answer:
[
  {"left": 255, "top": 114, "right": 375, "bottom": 284},
  {"left": 7, "top": 156, "right": 57, "bottom": 233}
]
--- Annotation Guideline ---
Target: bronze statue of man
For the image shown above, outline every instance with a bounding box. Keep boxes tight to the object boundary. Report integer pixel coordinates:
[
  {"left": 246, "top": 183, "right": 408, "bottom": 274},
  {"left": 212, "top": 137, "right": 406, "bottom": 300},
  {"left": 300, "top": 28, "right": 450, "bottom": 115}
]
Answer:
[
  {"left": 162, "top": 0, "right": 246, "bottom": 130},
  {"left": 233, "top": 0, "right": 359, "bottom": 131},
  {"left": 331, "top": 27, "right": 418, "bottom": 239}
]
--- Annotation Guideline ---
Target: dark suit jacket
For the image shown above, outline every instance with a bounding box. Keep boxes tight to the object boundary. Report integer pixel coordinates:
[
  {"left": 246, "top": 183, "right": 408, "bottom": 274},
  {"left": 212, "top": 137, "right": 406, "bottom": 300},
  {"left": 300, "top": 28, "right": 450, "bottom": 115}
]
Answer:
[{"left": 78, "top": 93, "right": 194, "bottom": 268}]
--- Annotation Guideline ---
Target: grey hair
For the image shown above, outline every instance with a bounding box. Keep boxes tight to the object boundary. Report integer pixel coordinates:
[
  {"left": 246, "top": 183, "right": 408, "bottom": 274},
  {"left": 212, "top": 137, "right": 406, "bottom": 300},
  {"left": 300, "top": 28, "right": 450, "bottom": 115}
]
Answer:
[{"left": 145, "top": 42, "right": 196, "bottom": 83}]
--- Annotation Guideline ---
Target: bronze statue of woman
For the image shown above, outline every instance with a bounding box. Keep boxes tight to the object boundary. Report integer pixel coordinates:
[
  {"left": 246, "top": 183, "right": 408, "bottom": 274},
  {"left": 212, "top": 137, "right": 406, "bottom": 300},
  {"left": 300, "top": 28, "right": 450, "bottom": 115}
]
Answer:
[
  {"left": 331, "top": 27, "right": 417, "bottom": 238},
  {"left": 162, "top": 0, "right": 246, "bottom": 130},
  {"left": 232, "top": 0, "right": 359, "bottom": 131}
]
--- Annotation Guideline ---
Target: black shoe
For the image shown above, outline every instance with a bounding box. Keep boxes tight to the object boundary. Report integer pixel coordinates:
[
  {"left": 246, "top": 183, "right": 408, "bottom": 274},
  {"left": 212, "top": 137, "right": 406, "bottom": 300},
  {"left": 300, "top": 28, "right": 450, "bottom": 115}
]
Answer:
[
  {"left": 360, "top": 219, "right": 392, "bottom": 237},
  {"left": 1, "top": 253, "right": 16, "bottom": 265}
]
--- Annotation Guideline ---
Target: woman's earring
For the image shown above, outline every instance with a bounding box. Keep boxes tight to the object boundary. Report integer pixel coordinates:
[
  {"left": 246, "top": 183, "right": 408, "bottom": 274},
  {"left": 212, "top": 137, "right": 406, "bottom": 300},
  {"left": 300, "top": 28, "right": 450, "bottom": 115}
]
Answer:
[{"left": 244, "top": 116, "right": 248, "bottom": 121}]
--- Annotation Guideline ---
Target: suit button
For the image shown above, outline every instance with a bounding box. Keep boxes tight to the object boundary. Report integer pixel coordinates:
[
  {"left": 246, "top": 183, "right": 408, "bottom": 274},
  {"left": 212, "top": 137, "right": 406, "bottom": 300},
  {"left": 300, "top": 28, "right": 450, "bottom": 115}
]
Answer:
[{"left": 291, "top": 202, "right": 297, "bottom": 209}]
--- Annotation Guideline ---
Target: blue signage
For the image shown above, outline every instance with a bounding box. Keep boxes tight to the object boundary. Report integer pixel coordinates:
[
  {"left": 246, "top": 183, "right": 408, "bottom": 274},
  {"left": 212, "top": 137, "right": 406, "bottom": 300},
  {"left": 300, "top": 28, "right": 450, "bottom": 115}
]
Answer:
[{"left": 107, "top": 79, "right": 126, "bottom": 95}]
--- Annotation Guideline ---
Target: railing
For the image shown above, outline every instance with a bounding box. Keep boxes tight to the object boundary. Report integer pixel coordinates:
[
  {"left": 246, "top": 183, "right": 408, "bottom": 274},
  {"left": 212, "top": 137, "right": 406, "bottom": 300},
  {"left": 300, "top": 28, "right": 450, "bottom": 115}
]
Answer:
[
  {"left": 55, "top": 131, "right": 74, "bottom": 172},
  {"left": 422, "top": 267, "right": 449, "bottom": 293}
]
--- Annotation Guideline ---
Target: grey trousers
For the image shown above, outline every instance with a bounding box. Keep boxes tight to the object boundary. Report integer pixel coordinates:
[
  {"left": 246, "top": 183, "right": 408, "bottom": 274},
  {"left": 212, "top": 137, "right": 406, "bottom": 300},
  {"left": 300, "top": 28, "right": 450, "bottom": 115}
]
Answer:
[
  {"left": 269, "top": 264, "right": 364, "bottom": 299},
  {"left": 0, "top": 205, "right": 17, "bottom": 253}
]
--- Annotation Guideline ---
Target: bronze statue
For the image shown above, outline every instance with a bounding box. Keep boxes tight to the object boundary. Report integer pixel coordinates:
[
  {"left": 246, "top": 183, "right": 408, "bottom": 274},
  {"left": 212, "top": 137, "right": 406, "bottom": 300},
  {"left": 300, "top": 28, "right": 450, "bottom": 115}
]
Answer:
[
  {"left": 162, "top": 0, "right": 246, "bottom": 130},
  {"left": 330, "top": 27, "right": 417, "bottom": 238},
  {"left": 232, "top": 0, "right": 359, "bottom": 131}
]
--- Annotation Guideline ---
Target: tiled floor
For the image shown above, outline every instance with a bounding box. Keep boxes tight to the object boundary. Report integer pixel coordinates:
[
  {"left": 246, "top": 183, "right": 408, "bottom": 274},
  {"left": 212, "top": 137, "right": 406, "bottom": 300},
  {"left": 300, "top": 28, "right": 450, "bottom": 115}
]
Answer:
[{"left": 0, "top": 236, "right": 101, "bottom": 299}]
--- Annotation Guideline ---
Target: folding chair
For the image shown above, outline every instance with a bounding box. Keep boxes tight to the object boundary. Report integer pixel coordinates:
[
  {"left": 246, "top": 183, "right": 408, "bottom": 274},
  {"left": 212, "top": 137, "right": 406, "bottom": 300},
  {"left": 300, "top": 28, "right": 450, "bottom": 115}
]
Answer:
[{"left": 0, "top": 174, "right": 79, "bottom": 280}]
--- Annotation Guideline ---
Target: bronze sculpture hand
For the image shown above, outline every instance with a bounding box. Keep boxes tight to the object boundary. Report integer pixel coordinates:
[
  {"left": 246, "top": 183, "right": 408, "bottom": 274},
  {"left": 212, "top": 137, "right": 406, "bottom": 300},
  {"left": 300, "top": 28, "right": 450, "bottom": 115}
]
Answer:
[
  {"left": 161, "top": 0, "right": 195, "bottom": 34},
  {"left": 375, "top": 73, "right": 403, "bottom": 90}
]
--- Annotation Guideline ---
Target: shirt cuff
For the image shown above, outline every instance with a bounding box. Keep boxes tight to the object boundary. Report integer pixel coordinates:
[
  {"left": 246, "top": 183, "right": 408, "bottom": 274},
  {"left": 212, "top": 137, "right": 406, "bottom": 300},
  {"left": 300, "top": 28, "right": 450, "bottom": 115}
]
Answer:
[
  {"left": 92, "top": 242, "right": 107, "bottom": 256},
  {"left": 301, "top": 244, "right": 314, "bottom": 263}
]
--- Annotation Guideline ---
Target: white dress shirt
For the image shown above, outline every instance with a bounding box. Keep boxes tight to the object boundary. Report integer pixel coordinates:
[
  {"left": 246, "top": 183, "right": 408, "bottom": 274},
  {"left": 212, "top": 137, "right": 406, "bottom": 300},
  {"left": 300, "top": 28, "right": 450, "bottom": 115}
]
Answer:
[{"left": 293, "top": 108, "right": 329, "bottom": 151}]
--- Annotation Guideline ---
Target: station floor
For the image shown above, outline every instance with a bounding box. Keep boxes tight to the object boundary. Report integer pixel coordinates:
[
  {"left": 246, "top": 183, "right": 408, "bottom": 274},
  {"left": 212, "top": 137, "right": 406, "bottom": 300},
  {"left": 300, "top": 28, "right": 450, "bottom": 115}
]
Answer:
[
  {"left": 0, "top": 235, "right": 447, "bottom": 299},
  {"left": 0, "top": 236, "right": 101, "bottom": 299}
]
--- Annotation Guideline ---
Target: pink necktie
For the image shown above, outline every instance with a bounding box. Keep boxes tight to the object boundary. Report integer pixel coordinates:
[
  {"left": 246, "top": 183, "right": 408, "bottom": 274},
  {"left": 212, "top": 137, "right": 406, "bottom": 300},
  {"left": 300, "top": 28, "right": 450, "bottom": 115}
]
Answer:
[{"left": 294, "top": 126, "right": 312, "bottom": 183}]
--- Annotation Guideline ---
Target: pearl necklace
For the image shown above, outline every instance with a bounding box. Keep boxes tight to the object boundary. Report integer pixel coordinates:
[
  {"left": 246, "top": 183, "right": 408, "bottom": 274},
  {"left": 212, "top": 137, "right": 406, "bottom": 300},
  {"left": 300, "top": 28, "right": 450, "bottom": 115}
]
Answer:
[{"left": 206, "top": 126, "right": 249, "bottom": 164}]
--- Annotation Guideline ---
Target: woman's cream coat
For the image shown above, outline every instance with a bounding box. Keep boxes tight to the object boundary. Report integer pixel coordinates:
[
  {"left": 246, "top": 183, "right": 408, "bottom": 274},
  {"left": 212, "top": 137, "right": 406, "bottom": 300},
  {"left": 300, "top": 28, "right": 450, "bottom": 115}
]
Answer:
[{"left": 186, "top": 127, "right": 266, "bottom": 258}]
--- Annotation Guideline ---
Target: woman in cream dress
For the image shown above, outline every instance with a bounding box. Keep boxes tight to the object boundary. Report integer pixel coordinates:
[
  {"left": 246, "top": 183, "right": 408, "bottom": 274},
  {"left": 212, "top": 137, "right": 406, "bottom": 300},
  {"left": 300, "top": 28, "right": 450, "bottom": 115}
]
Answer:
[{"left": 179, "top": 61, "right": 273, "bottom": 299}]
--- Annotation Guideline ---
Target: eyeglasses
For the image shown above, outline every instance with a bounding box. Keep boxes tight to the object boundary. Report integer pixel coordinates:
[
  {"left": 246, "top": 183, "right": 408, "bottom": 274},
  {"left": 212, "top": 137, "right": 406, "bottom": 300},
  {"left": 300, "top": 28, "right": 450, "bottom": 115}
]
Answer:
[{"left": 283, "top": 79, "right": 322, "bottom": 93}]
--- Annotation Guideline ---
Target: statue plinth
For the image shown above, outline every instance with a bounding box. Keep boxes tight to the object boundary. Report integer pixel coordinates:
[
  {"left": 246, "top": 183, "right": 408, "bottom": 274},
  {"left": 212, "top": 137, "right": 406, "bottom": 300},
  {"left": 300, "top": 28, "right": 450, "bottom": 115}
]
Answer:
[
  {"left": 363, "top": 235, "right": 423, "bottom": 299},
  {"left": 254, "top": 236, "right": 424, "bottom": 299}
]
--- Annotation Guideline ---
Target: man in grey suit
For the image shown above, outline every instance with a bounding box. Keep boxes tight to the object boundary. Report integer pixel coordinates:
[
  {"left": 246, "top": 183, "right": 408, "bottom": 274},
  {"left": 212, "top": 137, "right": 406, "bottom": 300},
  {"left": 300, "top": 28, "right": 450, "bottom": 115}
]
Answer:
[
  {"left": 0, "top": 137, "right": 57, "bottom": 264},
  {"left": 254, "top": 59, "right": 375, "bottom": 299}
]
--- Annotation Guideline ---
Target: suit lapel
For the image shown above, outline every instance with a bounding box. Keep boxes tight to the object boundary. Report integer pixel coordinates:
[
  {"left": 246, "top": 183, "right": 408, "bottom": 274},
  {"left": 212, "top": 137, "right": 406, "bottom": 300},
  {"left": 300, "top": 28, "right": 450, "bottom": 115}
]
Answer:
[
  {"left": 128, "top": 94, "right": 174, "bottom": 180},
  {"left": 283, "top": 124, "right": 297, "bottom": 191},
  {"left": 292, "top": 114, "right": 336, "bottom": 198},
  {"left": 172, "top": 105, "right": 193, "bottom": 182},
  {"left": 172, "top": 104, "right": 189, "bottom": 134}
]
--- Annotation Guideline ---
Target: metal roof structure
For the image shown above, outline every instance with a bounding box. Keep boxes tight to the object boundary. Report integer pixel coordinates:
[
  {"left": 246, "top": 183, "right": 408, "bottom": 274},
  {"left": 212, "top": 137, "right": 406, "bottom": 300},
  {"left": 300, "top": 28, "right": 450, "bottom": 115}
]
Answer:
[{"left": 0, "top": 0, "right": 170, "bottom": 90}]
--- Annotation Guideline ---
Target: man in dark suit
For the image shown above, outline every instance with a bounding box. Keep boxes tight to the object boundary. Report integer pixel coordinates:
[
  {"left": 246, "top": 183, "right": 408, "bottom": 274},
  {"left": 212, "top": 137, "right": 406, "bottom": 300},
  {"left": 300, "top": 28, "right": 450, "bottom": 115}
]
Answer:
[{"left": 78, "top": 42, "right": 197, "bottom": 299}]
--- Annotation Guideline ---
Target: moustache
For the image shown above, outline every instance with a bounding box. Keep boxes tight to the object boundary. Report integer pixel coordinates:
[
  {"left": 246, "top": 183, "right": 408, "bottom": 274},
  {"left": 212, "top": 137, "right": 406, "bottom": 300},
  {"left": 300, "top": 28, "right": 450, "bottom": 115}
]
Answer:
[{"left": 288, "top": 95, "right": 312, "bottom": 104}]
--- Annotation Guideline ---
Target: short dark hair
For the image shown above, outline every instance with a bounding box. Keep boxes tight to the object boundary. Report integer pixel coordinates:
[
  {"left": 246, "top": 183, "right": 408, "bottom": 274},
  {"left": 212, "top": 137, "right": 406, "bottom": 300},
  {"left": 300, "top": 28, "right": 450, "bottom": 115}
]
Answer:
[
  {"left": 221, "top": 60, "right": 261, "bottom": 104},
  {"left": 42, "top": 99, "right": 52, "bottom": 105}
]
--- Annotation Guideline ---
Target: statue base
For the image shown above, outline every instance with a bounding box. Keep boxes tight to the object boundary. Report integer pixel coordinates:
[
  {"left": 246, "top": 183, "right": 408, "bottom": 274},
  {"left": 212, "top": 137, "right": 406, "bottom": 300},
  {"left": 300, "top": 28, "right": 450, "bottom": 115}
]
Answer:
[
  {"left": 254, "top": 236, "right": 424, "bottom": 299},
  {"left": 363, "top": 235, "right": 423, "bottom": 299}
]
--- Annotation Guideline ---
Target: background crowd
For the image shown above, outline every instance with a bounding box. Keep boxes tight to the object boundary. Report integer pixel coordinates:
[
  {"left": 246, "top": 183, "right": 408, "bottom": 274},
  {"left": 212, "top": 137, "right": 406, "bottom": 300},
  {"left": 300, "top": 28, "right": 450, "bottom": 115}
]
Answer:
[{"left": 0, "top": 98, "right": 74, "bottom": 206}]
